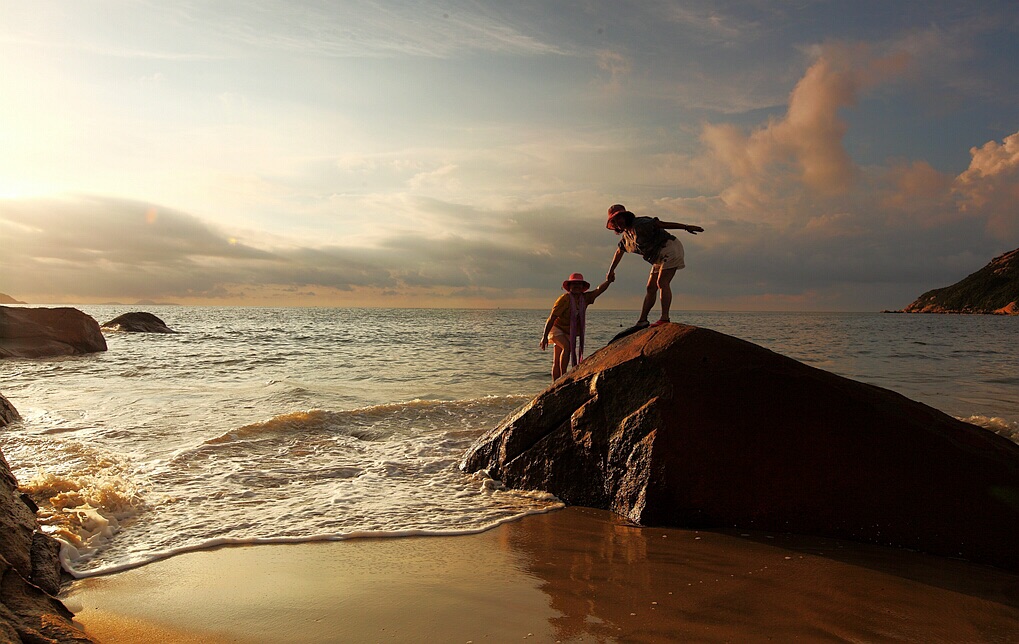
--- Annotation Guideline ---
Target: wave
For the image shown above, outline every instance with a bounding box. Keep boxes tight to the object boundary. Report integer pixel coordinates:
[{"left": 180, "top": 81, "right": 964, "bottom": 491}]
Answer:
[
  {"left": 60, "top": 471, "right": 562, "bottom": 579},
  {"left": 33, "top": 395, "right": 546, "bottom": 578},
  {"left": 194, "top": 395, "right": 530, "bottom": 449},
  {"left": 21, "top": 467, "right": 147, "bottom": 570},
  {"left": 961, "top": 415, "right": 1019, "bottom": 444}
]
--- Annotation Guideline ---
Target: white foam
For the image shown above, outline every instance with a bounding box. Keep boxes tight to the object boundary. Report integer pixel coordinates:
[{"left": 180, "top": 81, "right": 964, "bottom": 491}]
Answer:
[
  {"left": 959, "top": 415, "right": 1019, "bottom": 444},
  {"left": 23, "top": 468, "right": 146, "bottom": 570},
  {"left": 30, "top": 396, "right": 559, "bottom": 578}
]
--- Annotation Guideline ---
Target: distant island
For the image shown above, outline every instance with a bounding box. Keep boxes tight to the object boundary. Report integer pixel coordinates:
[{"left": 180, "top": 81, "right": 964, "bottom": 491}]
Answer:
[
  {"left": 0, "top": 293, "right": 26, "bottom": 305},
  {"left": 900, "top": 248, "right": 1019, "bottom": 315}
]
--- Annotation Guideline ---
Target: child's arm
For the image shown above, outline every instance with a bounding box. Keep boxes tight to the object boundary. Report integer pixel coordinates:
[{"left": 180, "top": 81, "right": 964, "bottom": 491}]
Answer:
[
  {"left": 586, "top": 276, "right": 614, "bottom": 303},
  {"left": 539, "top": 314, "right": 555, "bottom": 350},
  {"left": 657, "top": 221, "right": 704, "bottom": 234}
]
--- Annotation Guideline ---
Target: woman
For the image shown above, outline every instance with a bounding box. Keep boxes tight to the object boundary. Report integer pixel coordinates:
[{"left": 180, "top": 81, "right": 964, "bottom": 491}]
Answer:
[{"left": 605, "top": 204, "right": 703, "bottom": 328}]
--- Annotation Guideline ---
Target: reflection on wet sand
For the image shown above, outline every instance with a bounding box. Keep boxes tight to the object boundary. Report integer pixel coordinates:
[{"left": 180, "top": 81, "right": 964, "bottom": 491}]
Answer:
[
  {"left": 66, "top": 506, "right": 1019, "bottom": 643},
  {"left": 500, "top": 507, "right": 1019, "bottom": 643}
]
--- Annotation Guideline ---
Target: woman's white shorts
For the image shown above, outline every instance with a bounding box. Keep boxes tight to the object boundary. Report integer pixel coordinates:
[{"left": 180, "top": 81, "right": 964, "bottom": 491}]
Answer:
[{"left": 653, "top": 238, "right": 685, "bottom": 271}]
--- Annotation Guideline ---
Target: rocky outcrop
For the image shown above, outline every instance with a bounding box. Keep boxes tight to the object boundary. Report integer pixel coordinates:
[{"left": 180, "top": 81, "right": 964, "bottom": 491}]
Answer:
[
  {"left": 101, "top": 311, "right": 177, "bottom": 333},
  {"left": 0, "top": 394, "right": 18, "bottom": 428},
  {"left": 0, "top": 307, "right": 108, "bottom": 359},
  {"left": 461, "top": 324, "right": 1019, "bottom": 571},
  {"left": 902, "top": 248, "right": 1019, "bottom": 314},
  {"left": 1, "top": 444, "right": 92, "bottom": 642}
]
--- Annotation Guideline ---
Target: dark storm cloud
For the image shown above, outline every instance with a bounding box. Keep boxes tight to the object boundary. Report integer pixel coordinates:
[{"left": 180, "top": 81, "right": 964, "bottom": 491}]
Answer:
[{"left": 0, "top": 194, "right": 609, "bottom": 301}]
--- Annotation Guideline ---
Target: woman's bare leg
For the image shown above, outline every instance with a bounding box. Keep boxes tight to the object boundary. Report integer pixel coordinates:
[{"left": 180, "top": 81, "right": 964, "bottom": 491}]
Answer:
[
  {"left": 656, "top": 267, "right": 678, "bottom": 321},
  {"left": 640, "top": 267, "right": 660, "bottom": 323}
]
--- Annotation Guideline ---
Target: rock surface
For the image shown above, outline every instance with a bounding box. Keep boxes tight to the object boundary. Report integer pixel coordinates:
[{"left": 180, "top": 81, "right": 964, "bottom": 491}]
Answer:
[
  {"left": 0, "top": 306, "right": 108, "bottom": 359},
  {"left": 101, "top": 311, "right": 177, "bottom": 333},
  {"left": 461, "top": 324, "right": 1019, "bottom": 571},
  {"left": 901, "top": 247, "right": 1019, "bottom": 314},
  {"left": 1, "top": 443, "right": 92, "bottom": 642},
  {"left": 0, "top": 393, "right": 19, "bottom": 428}
]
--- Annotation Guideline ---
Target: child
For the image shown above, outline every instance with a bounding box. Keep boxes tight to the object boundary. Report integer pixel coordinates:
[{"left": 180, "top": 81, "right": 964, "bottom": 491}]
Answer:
[
  {"left": 540, "top": 272, "right": 613, "bottom": 381},
  {"left": 605, "top": 204, "right": 703, "bottom": 328}
]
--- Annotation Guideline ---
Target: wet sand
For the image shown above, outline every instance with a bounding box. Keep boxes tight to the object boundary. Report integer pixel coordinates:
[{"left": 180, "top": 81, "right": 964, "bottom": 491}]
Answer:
[{"left": 64, "top": 507, "right": 1019, "bottom": 643}]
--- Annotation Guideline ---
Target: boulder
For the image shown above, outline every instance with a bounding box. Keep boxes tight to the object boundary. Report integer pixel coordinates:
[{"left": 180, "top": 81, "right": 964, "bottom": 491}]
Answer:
[
  {"left": 0, "top": 307, "right": 107, "bottom": 359},
  {"left": 101, "top": 311, "right": 177, "bottom": 333},
  {"left": 461, "top": 324, "right": 1019, "bottom": 571},
  {"left": 0, "top": 393, "right": 18, "bottom": 428},
  {"left": 1, "top": 448, "right": 92, "bottom": 642}
]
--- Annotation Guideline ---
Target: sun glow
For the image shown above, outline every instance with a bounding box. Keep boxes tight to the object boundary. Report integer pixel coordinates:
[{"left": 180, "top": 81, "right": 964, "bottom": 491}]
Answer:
[{"left": 0, "top": 180, "right": 52, "bottom": 200}]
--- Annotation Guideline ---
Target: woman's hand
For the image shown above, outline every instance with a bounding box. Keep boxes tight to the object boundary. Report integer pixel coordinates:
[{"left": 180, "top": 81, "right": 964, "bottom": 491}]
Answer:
[
  {"left": 540, "top": 336, "right": 548, "bottom": 351},
  {"left": 685, "top": 225, "right": 704, "bottom": 234}
]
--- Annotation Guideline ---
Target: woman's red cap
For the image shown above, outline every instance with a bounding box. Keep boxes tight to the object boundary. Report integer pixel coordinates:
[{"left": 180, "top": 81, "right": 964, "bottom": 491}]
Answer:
[{"left": 606, "top": 204, "right": 626, "bottom": 229}]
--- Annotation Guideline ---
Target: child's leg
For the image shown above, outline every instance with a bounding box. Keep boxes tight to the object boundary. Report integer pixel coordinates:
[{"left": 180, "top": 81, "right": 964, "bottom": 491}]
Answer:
[
  {"left": 551, "top": 330, "right": 570, "bottom": 379},
  {"left": 639, "top": 267, "right": 660, "bottom": 322},
  {"left": 656, "top": 267, "right": 678, "bottom": 321},
  {"left": 552, "top": 343, "right": 564, "bottom": 379},
  {"left": 557, "top": 344, "right": 570, "bottom": 376}
]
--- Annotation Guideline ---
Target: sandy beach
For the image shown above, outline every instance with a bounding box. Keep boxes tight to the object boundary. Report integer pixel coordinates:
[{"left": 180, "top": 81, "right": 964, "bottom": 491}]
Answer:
[{"left": 63, "top": 507, "right": 1019, "bottom": 643}]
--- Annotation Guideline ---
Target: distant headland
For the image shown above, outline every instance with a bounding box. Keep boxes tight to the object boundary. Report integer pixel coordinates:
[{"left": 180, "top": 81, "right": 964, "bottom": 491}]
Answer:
[
  {"left": 0, "top": 292, "right": 26, "bottom": 304},
  {"left": 897, "top": 248, "right": 1019, "bottom": 315}
]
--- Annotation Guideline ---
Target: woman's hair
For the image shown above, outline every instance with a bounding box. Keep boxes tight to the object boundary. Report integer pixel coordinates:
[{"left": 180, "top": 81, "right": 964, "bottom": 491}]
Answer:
[{"left": 614, "top": 211, "right": 636, "bottom": 228}]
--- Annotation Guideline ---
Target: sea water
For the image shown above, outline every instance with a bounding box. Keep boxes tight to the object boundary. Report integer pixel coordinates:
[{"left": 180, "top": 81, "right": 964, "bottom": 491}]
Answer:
[{"left": 0, "top": 307, "right": 1016, "bottom": 577}]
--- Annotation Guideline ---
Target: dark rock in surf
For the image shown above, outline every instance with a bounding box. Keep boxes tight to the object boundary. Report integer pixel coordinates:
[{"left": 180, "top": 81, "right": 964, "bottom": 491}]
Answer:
[
  {"left": 0, "top": 306, "right": 107, "bottom": 359},
  {"left": 101, "top": 311, "right": 177, "bottom": 334},
  {"left": 0, "top": 393, "right": 19, "bottom": 427},
  {"left": 0, "top": 448, "right": 93, "bottom": 642},
  {"left": 461, "top": 323, "right": 1019, "bottom": 571}
]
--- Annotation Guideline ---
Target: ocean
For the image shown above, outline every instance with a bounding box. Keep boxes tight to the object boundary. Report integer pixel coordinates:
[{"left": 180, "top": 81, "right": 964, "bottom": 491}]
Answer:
[{"left": 1, "top": 307, "right": 1016, "bottom": 578}]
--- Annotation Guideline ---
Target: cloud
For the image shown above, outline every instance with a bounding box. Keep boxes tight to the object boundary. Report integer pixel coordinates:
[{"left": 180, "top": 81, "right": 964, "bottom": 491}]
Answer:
[
  {"left": 701, "top": 43, "right": 910, "bottom": 211},
  {"left": 953, "top": 132, "right": 1019, "bottom": 238},
  {"left": 658, "top": 3, "right": 757, "bottom": 44},
  {"left": 0, "top": 194, "right": 606, "bottom": 304},
  {"left": 663, "top": 43, "right": 1016, "bottom": 310},
  {"left": 0, "top": 196, "right": 275, "bottom": 264},
  {"left": 184, "top": 0, "right": 567, "bottom": 59},
  {"left": 596, "top": 50, "right": 632, "bottom": 92}
]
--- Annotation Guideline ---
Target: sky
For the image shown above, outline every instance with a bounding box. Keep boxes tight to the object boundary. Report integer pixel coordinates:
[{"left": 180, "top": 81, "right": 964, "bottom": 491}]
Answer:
[{"left": 0, "top": 1, "right": 1017, "bottom": 310}]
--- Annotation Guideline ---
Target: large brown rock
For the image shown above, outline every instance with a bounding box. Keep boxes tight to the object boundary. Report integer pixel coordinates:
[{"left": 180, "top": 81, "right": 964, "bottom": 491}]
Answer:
[
  {"left": 0, "top": 447, "right": 92, "bottom": 642},
  {"left": 101, "top": 311, "right": 177, "bottom": 333},
  {"left": 461, "top": 324, "right": 1019, "bottom": 571},
  {"left": 0, "top": 306, "right": 107, "bottom": 359}
]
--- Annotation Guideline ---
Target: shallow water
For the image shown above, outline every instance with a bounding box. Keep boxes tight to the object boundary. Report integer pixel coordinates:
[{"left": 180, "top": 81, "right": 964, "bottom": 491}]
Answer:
[{"left": 1, "top": 306, "right": 1016, "bottom": 576}]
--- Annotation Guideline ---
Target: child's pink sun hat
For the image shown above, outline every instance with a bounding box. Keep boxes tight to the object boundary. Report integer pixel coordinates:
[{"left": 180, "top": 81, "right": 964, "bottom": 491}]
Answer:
[{"left": 562, "top": 273, "right": 590, "bottom": 291}]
